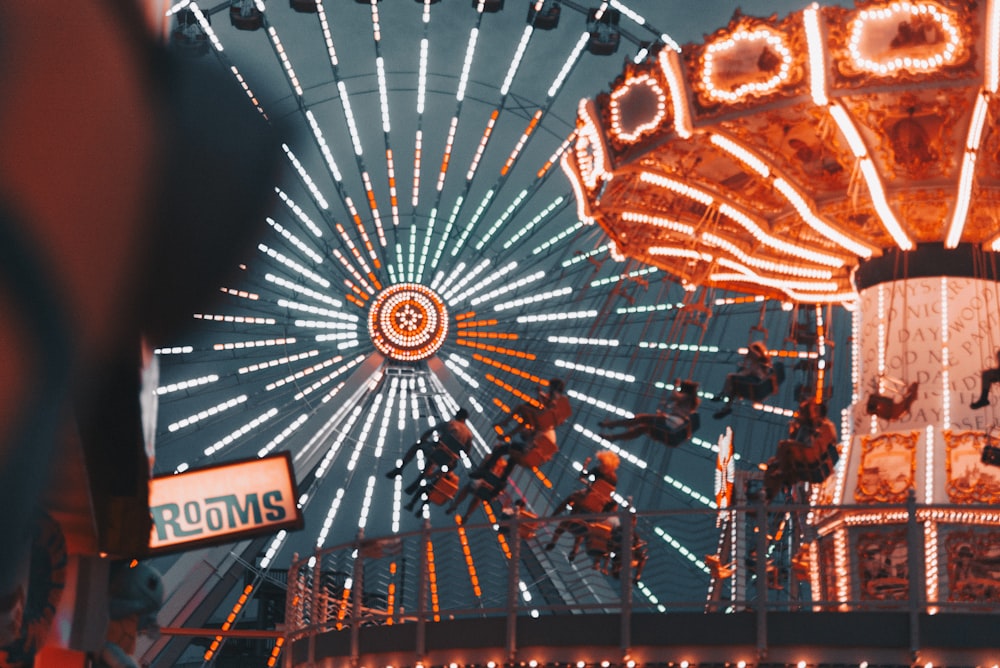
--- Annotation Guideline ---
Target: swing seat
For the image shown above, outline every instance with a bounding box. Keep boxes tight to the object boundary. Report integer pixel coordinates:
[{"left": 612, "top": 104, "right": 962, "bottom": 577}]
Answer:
[
  {"left": 511, "top": 432, "right": 558, "bottom": 468},
  {"left": 575, "top": 478, "right": 616, "bottom": 513},
  {"left": 732, "top": 362, "right": 785, "bottom": 402},
  {"left": 426, "top": 471, "right": 459, "bottom": 506},
  {"left": 805, "top": 443, "right": 840, "bottom": 483},
  {"left": 585, "top": 521, "right": 614, "bottom": 558},
  {"left": 657, "top": 412, "right": 699, "bottom": 446},
  {"left": 499, "top": 509, "right": 539, "bottom": 539},
  {"left": 865, "top": 381, "right": 918, "bottom": 421},
  {"left": 429, "top": 440, "right": 462, "bottom": 467},
  {"left": 534, "top": 395, "right": 572, "bottom": 431}
]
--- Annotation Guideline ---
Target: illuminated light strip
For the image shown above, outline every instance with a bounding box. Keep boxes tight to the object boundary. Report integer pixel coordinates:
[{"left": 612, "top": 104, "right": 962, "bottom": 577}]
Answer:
[
  {"left": 554, "top": 359, "right": 634, "bottom": 382},
  {"left": 925, "top": 521, "right": 939, "bottom": 612},
  {"left": 431, "top": 195, "right": 465, "bottom": 267},
  {"left": 641, "top": 342, "right": 719, "bottom": 353},
  {"left": 267, "top": 218, "right": 323, "bottom": 264},
  {"left": 566, "top": 389, "right": 633, "bottom": 419},
  {"left": 154, "top": 346, "right": 193, "bottom": 355},
  {"left": 347, "top": 394, "right": 383, "bottom": 472},
  {"left": 709, "top": 134, "right": 770, "bottom": 177},
  {"left": 647, "top": 247, "right": 711, "bottom": 263},
  {"left": 293, "top": 354, "right": 365, "bottom": 400},
  {"left": 825, "top": 104, "right": 912, "bottom": 250},
  {"left": 803, "top": 5, "right": 828, "bottom": 105},
  {"left": 333, "top": 249, "right": 376, "bottom": 295},
  {"left": 359, "top": 171, "right": 386, "bottom": 248},
  {"left": 714, "top": 295, "right": 765, "bottom": 305},
  {"left": 375, "top": 56, "right": 391, "bottom": 133},
  {"left": 454, "top": 260, "right": 516, "bottom": 304},
  {"left": 314, "top": 332, "right": 359, "bottom": 342},
  {"left": 815, "top": 304, "right": 827, "bottom": 403},
  {"left": 258, "top": 244, "right": 329, "bottom": 288},
  {"left": 657, "top": 49, "right": 692, "bottom": 138},
  {"left": 425, "top": 536, "right": 441, "bottom": 621},
  {"left": 435, "top": 118, "right": 460, "bottom": 194},
  {"left": 315, "top": 488, "right": 346, "bottom": 548},
  {"left": 444, "top": 356, "right": 481, "bottom": 389},
  {"left": 485, "top": 374, "right": 544, "bottom": 409},
  {"left": 305, "top": 109, "right": 343, "bottom": 182},
  {"left": 219, "top": 287, "right": 259, "bottom": 300},
  {"left": 458, "top": 341, "right": 535, "bottom": 360},
  {"left": 459, "top": 331, "right": 516, "bottom": 340},
  {"left": 718, "top": 204, "right": 848, "bottom": 268},
  {"left": 345, "top": 197, "right": 380, "bottom": 266},
  {"left": 156, "top": 373, "right": 218, "bottom": 396},
  {"left": 335, "top": 82, "right": 364, "bottom": 157},
  {"left": 275, "top": 187, "right": 324, "bottom": 238},
  {"left": 281, "top": 144, "right": 329, "bottom": 210},
  {"left": 504, "top": 197, "right": 565, "bottom": 249},
  {"left": 500, "top": 110, "right": 543, "bottom": 177},
  {"left": 193, "top": 313, "right": 275, "bottom": 325},
  {"left": 688, "top": 434, "right": 742, "bottom": 462},
  {"left": 374, "top": 382, "right": 397, "bottom": 459},
  {"left": 771, "top": 178, "right": 875, "bottom": 258},
  {"left": 438, "top": 262, "right": 468, "bottom": 296},
  {"left": 653, "top": 527, "right": 711, "bottom": 573},
  {"left": 715, "top": 258, "right": 838, "bottom": 293},
  {"left": 547, "top": 32, "right": 591, "bottom": 98},
  {"left": 452, "top": 189, "right": 496, "bottom": 256},
  {"left": 617, "top": 301, "right": 684, "bottom": 314},
  {"left": 387, "top": 149, "right": 400, "bottom": 227},
  {"left": 573, "top": 425, "right": 646, "bottom": 469},
  {"left": 706, "top": 272, "right": 855, "bottom": 304},
  {"left": 573, "top": 101, "right": 611, "bottom": 189},
  {"left": 265, "top": 356, "right": 343, "bottom": 391},
  {"left": 467, "top": 111, "right": 499, "bottom": 181},
  {"left": 265, "top": 273, "right": 341, "bottom": 308},
  {"left": 988, "top": 0, "right": 1000, "bottom": 92},
  {"left": 315, "top": 0, "right": 339, "bottom": 67},
  {"left": 532, "top": 220, "right": 584, "bottom": 255},
  {"left": 313, "top": 406, "right": 361, "bottom": 479},
  {"left": 257, "top": 414, "right": 309, "bottom": 459},
  {"left": 228, "top": 65, "right": 268, "bottom": 119},
  {"left": 477, "top": 189, "right": 528, "bottom": 250},
  {"left": 203, "top": 584, "right": 254, "bottom": 661},
  {"left": 493, "top": 287, "right": 572, "bottom": 311},
  {"left": 266, "top": 26, "right": 303, "bottom": 97},
  {"left": 624, "top": 211, "right": 694, "bottom": 237},
  {"left": 458, "top": 317, "right": 496, "bottom": 327},
  {"left": 538, "top": 132, "right": 574, "bottom": 179},
  {"left": 590, "top": 266, "right": 658, "bottom": 288},
  {"left": 703, "top": 232, "right": 834, "bottom": 280},
  {"left": 239, "top": 350, "right": 319, "bottom": 374},
  {"left": 188, "top": 4, "right": 223, "bottom": 52},
  {"left": 279, "top": 299, "right": 356, "bottom": 322},
  {"left": 561, "top": 155, "right": 594, "bottom": 225},
  {"left": 357, "top": 475, "right": 377, "bottom": 530},
  {"left": 833, "top": 528, "right": 849, "bottom": 606},
  {"left": 444, "top": 261, "right": 490, "bottom": 303},
  {"left": 610, "top": 74, "right": 667, "bottom": 143},
  {"left": 516, "top": 309, "right": 598, "bottom": 324},
  {"left": 456, "top": 28, "right": 480, "bottom": 102},
  {"left": 259, "top": 529, "right": 287, "bottom": 570},
  {"left": 848, "top": 3, "right": 961, "bottom": 75},
  {"left": 702, "top": 27, "right": 792, "bottom": 103},
  {"left": 412, "top": 131, "right": 424, "bottom": 208},
  {"left": 203, "top": 407, "right": 279, "bottom": 457},
  {"left": 945, "top": 92, "right": 990, "bottom": 247},
  {"left": 636, "top": 580, "right": 666, "bottom": 613},
  {"left": 168, "top": 395, "right": 247, "bottom": 432},
  {"left": 416, "top": 208, "right": 437, "bottom": 283},
  {"left": 548, "top": 335, "right": 620, "bottom": 347},
  {"left": 417, "top": 39, "right": 429, "bottom": 113},
  {"left": 501, "top": 26, "right": 533, "bottom": 95},
  {"left": 334, "top": 223, "right": 375, "bottom": 277},
  {"left": 475, "top": 356, "right": 542, "bottom": 383},
  {"left": 333, "top": 582, "right": 351, "bottom": 630},
  {"left": 455, "top": 524, "right": 483, "bottom": 596},
  {"left": 470, "top": 270, "right": 544, "bottom": 306},
  {"left": 639, "top": 171, "right": 714, "bottom": 206}
]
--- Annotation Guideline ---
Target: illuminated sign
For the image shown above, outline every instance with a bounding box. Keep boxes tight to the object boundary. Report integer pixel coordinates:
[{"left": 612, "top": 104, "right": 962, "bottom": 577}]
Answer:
[{"left": 149, "top": 452, "right": 302, "bottom": 553}]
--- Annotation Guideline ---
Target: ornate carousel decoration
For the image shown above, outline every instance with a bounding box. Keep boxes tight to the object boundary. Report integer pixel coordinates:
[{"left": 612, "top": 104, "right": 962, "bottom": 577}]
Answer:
[{"left": 565, "top": 0, "right": 1000, "bottom": 609}]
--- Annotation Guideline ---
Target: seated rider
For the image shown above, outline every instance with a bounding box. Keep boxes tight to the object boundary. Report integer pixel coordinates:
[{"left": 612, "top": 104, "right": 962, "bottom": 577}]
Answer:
[
  {"left": 598, "top": 380, "right": 699, "bottom": 445},
  {"left": 474, "top": 378, "right": 569, "bottom": 477},
  {"left": 764, "top": 400, "right": 838, "bottom": 501},
  {"left": 712, "top": 341, "right": 774, "bottom": 418},
  {"left": 544, "top": 451, "right": 620, "bottom": 559},
  {"left": 444, "top": 455, "right": 513, "bottom": 520},
  {"left": 971, "top": 349, "right": 1000, "bottom": 409},
  {"left": 386, "top": 408, "right": 473, "bottom": 495}
]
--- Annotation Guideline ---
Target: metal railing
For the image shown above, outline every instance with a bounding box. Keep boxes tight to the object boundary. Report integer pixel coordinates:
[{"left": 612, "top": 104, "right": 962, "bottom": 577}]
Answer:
[{"left": 285, "top": 498, "right": 1000, "bottom": 663}]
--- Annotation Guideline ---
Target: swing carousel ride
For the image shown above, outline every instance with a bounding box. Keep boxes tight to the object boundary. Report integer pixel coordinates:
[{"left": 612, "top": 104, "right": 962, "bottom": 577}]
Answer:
[
  {"left": 122, "top": 0, "right": 1000, "bottom": 664},
  {"left": 563, "top": 0, "right": 1000, "bottom": 609}
]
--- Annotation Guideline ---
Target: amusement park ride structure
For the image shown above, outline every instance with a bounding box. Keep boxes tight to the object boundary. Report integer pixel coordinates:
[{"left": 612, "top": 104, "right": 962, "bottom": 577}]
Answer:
[{"left": 563, "top": 0, "right": 1000, "bottom": 614}]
